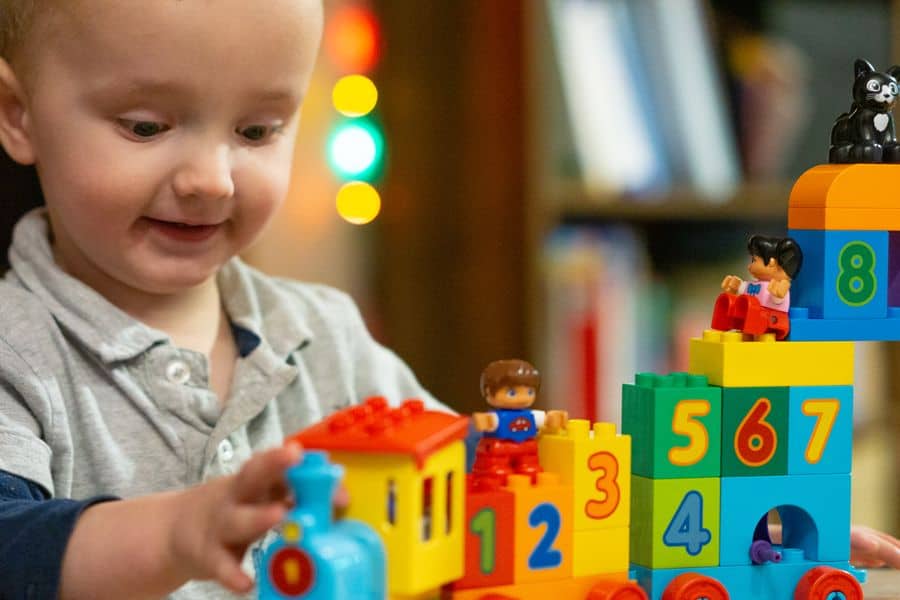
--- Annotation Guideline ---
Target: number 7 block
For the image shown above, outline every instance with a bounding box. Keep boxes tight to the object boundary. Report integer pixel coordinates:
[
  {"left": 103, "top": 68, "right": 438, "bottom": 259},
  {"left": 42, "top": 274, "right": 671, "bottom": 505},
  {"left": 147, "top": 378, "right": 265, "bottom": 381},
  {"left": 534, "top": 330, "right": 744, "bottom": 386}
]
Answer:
[{"left": 788, "top": 385, "right": 853, "bottom": 475}]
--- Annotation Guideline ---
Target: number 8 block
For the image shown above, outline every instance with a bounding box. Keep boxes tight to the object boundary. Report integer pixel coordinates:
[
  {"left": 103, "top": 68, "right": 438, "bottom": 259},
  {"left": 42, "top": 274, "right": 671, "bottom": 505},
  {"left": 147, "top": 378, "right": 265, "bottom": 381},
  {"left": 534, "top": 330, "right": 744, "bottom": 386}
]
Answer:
[{"left": 789, "top": 229, "right": 888, "bottom": 319}]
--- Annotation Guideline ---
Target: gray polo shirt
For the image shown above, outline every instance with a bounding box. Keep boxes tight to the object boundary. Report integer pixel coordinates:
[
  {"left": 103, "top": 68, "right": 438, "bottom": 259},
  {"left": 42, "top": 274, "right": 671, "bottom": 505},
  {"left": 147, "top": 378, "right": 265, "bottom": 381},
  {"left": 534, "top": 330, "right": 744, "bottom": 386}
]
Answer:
[{"left": 0, "top": 209, "right": 441, "bottom": 598}]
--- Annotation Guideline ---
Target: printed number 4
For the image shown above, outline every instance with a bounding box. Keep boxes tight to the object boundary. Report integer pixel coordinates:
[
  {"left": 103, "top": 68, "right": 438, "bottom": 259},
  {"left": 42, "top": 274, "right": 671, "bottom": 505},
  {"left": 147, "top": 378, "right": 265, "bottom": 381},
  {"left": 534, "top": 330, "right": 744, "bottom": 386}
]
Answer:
[{"left": 663, "top": 491, "right": 711, "bottom": 556}]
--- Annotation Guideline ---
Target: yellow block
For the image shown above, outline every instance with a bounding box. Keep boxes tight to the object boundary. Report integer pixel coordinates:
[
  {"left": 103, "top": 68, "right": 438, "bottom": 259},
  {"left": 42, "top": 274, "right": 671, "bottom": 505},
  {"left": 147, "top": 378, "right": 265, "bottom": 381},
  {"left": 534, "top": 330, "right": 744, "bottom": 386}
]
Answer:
[
  {"left": 788, "top": 163, "right": 900, "bottom": 230},
  {"left": 538, "top": 420, "right": 631, "bottom": 532},
  {"left": 334, "top": 440, "right": 465, "bottom": 597},
  {"left": 689, "top": 330, "right": 854, "bottom": 387},
  {"left": 508, "top": 472, "right": 574, "bottom": 585},
  {"left": 572, "top": 527, "right": 629, "bottom": 577}
]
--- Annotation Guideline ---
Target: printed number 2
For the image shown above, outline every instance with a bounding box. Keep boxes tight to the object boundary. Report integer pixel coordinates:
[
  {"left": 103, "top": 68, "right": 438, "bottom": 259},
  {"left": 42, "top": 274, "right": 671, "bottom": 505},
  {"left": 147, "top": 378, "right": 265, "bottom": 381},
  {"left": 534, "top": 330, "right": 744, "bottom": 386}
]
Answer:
[
  {"left": 669, "top": 399, "right": 711, "bottom": 466},
  {"left": 663, "top": 491, "right": 711, "bottom": 556},
  {"left": 802, "top": 399, "right": 839, "bottom": 464},
  {"left": 528, "top": 504, "right": 562, "bottom": 569}
]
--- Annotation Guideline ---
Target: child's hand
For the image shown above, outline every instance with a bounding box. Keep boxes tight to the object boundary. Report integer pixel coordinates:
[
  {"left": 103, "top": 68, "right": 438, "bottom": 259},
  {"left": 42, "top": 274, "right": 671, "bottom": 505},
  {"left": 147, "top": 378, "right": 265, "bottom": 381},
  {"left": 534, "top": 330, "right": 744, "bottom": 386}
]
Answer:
[
  {"left": 167, "top": 444, "right": 302, "bottom": 593},
  {"left": 850, "top": 524, "right": 900, "bottom": 569}
]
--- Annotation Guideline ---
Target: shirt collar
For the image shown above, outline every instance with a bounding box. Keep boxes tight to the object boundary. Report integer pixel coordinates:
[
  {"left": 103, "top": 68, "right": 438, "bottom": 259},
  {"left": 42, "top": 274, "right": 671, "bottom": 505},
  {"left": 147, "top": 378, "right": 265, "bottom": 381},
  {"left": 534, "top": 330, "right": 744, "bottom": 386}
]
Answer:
[{"left": 7, "top": 208, "right": 312, "bottom": 364}]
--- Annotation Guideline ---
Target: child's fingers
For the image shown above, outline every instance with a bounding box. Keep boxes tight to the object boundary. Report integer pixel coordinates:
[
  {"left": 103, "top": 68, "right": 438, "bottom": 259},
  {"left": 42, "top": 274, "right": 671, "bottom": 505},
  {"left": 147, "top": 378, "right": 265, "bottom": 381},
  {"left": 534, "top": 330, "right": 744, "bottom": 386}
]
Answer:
[
  {"left": 231, "top": 444, "right": 302, "bottom": 503},
  {"left": 208, "top": 546, "right": 254, "bottom": 593},
  {"left": 220, "top": 503, "right": 287, "bottom": 545}
]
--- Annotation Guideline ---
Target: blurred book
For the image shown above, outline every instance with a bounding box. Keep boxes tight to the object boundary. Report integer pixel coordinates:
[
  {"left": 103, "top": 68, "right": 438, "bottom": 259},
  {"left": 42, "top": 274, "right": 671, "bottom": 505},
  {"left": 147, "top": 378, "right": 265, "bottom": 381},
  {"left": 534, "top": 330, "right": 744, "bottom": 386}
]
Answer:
[
  {"left": 548, "top": 0, "right": 740, "bottom": 200},
  {"left": 540, "top": 225, "right": 667, "bottom": 425},
  {"left": 547, "top": 0, "right": 670, "bottom": 196}
]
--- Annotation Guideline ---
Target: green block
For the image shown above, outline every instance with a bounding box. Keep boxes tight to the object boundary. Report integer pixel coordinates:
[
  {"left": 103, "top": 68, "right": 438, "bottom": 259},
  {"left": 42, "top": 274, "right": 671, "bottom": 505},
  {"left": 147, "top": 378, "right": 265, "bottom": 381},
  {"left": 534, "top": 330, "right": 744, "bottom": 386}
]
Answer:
[
  {"left": 622, "top": 372, "right": 722, "bottom": 479},
  {"left": 630, "top": 475, "right": 721, "bottom": 569},
  {"left": 721, "top": 386, "right": 789, "bottom": 477}
]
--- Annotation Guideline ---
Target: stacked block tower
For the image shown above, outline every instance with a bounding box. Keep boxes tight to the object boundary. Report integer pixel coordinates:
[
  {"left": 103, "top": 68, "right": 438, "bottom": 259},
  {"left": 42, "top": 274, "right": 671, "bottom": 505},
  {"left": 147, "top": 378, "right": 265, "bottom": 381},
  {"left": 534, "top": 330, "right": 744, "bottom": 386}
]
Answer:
[{"left": 621, "top": 161, "right": 900, "bottom": 600}]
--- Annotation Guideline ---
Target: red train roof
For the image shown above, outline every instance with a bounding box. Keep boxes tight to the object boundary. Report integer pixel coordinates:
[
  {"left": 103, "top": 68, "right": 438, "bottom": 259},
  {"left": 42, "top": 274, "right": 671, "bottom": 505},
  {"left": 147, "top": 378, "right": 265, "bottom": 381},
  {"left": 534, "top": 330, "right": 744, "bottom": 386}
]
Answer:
[{"left": 287, "top": 396, "right": 470, "bottom": 469}]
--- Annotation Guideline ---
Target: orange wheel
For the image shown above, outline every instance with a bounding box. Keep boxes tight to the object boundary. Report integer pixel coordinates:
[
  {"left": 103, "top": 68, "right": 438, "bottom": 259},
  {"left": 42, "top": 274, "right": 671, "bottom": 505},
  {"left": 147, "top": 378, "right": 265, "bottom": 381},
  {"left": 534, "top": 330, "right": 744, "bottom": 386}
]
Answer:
[
  {"left": 587, "top": 579, "right": 648, "bottom": 600},
  {"left": 661, "top": 573, "right": 729, "bottom": 600},
  {"left": 793, "top": 566, "right": 863, "bottom": 600}
]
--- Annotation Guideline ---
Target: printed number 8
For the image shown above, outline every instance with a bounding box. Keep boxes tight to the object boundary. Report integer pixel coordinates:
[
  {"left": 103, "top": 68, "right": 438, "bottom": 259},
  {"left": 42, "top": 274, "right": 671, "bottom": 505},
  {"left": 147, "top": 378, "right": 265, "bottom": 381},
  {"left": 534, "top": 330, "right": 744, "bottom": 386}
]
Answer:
[{"left": 837, "top": 241, "right": 876, "bottom": 306}]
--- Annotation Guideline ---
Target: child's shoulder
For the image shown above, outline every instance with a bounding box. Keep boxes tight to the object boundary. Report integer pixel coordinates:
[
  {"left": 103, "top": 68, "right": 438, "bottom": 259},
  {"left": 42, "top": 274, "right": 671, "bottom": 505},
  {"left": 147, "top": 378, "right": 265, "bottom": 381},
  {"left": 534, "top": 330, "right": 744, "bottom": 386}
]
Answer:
[{"left": 0, "top": 278, "right": 66, "bottom": 367}]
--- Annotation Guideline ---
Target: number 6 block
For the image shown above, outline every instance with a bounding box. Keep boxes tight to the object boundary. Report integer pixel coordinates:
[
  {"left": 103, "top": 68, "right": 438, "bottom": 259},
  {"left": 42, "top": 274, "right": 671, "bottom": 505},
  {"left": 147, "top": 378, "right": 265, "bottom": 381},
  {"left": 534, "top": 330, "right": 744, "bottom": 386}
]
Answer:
[
  {"left": 721, "top": 386, "right": 789, "bottom": 477},
  {"left": 789, "top": 228, "right": 888, "bottom": 319},
  {"left": 630, "top": 476, "right": 720, "bottom": 569}
]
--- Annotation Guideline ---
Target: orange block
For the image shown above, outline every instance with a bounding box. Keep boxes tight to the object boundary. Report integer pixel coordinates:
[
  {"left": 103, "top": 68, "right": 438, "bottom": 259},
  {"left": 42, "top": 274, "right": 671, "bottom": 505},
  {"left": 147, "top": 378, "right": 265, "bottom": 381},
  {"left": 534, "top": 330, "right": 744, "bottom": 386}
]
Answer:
[
  {"left": 450, "top": 481, "right": 515, "bottom": 590},
  {"left": 788, "top": 163, "right": 900, "bottom": 230},
  {"left": 444, "top": 572, "right": 644, "bottom": 600},
  {"left": 508, "top": 473, "right": 573, "bottom": 585}
]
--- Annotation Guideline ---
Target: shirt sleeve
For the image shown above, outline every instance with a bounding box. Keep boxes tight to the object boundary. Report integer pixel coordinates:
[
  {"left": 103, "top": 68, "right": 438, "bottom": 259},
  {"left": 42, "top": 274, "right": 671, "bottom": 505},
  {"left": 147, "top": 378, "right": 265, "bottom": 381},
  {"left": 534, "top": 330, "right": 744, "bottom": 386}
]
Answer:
[
  {"left": 337, "top": 292, "right": 454, "bottom": 413},
  {"left": 0, "top": 470, "right": 118, "bottom": 600}
]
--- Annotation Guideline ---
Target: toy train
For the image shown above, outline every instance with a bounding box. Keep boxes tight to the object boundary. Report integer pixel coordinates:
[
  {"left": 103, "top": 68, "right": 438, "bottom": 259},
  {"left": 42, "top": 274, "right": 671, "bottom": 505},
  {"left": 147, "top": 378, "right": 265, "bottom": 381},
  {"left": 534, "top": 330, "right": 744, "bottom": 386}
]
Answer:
[{"left": 255, "top": 60, "right": 900, "bottom": 599}]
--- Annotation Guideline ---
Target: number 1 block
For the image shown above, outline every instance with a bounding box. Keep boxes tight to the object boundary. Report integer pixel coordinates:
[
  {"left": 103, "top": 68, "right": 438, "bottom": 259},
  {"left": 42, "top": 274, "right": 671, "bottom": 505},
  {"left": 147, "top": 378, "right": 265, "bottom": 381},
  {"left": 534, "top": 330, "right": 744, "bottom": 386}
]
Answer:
[
  {"left": 630, "top": 475, "right": 720, "bottom": 569},
  {"left": 451, "top": 483, "right": 515, "bottom": 590}
]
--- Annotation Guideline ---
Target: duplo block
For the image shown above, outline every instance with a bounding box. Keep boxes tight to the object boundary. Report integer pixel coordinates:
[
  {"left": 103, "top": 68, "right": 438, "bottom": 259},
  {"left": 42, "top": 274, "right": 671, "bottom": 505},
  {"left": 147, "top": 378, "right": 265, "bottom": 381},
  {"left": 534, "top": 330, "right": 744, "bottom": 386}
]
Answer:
[{"left": 622, "top": 372, "right": 721, "bottom": 479}]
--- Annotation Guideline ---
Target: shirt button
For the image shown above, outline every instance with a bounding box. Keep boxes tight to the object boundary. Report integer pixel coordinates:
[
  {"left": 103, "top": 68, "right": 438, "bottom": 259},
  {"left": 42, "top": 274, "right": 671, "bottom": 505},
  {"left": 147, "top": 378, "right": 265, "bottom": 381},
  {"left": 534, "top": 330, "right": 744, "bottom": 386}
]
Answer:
[
  {"left": 218, "top": 439, "right": 235, "bottom": 462},
  {"left": 165, "top": 360, "right": 191, "bottom": 385}
]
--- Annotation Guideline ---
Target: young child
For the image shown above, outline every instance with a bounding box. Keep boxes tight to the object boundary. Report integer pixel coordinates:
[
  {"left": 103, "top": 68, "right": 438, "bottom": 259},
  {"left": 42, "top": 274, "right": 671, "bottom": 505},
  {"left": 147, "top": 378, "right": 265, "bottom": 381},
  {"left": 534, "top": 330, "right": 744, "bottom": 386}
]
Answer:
[{"left": 0, "top": 1, "right": 444, "bottom": 598}]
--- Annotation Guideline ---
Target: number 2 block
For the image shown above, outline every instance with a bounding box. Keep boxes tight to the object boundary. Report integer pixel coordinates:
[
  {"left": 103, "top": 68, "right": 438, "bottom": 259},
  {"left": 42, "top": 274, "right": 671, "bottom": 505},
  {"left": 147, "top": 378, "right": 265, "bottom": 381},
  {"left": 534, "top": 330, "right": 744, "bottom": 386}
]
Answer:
[
  {"left": 622, "top": 373, "right": 722, "bottom": 479},
  {"left": 721, "top": 386, "right": 788, "bottom": 477},
  {"left": 630, "top": 476, "right": 720, "bottom": 569},
  {"left": 507, "top": 473, "right": 573, "bottom": 584},
  {"left": 788, "top": 385, "right": 853, "bottom": 475},
  {"left": 789, "top": 229, "right": 888, "bottom": 319}
]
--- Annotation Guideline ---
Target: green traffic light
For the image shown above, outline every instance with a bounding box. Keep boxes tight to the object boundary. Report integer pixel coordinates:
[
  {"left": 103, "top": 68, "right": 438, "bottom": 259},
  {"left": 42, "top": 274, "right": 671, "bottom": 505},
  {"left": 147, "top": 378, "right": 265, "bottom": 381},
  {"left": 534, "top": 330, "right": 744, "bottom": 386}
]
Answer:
[{"left": 327, "top": 118, "right": 384, "bottom": 181}]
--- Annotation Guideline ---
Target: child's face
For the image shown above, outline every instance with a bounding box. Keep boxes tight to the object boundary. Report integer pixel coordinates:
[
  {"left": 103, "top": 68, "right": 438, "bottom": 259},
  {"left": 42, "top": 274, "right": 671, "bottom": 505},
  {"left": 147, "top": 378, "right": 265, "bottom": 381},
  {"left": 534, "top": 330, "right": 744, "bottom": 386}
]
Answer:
[{"left": 15, "top": 0, "right": 322, "bottom": 294}]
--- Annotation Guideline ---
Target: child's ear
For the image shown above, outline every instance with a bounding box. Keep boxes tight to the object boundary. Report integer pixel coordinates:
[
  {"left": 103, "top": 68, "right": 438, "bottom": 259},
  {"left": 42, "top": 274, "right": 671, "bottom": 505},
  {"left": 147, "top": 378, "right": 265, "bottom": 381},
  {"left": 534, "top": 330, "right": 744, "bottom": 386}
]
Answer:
[{"left": 0, "top": 57, "right": 35, "bottom": 166}]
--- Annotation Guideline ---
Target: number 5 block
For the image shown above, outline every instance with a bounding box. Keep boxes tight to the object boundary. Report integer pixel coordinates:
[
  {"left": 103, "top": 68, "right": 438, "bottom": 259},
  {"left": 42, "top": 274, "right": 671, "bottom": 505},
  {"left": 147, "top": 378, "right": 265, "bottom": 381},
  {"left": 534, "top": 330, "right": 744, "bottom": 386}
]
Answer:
[
  {"left": 788, "top": 385, "right": 853, "bottom": 475},
  {"left": 630, "top": 476, "right": 720, "bottom": 569},
  {"left": 789, "top": 228, "right": 888, "bottom": 319},
  {"left": 622, "top": 373, "right": 722, "bottom": 479}
]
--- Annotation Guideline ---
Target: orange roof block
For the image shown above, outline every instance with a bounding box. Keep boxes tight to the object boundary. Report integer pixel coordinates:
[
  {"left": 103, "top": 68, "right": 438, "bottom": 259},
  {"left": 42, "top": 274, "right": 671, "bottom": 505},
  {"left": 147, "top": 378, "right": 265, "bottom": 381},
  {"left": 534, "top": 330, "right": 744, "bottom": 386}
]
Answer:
[
  {"left": 788, "top": 163, "right": 900, "bottom": 230},
  {"left": 288, "top": 396, "right": 469, "bottom": 468}
]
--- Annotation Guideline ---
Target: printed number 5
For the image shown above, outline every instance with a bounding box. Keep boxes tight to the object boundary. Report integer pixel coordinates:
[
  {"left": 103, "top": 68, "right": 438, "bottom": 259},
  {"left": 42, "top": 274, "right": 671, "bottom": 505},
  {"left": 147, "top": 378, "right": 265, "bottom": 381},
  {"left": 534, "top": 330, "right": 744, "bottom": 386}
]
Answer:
[{"left": 669, "top": 400, "right": 711, "bottom": 466}]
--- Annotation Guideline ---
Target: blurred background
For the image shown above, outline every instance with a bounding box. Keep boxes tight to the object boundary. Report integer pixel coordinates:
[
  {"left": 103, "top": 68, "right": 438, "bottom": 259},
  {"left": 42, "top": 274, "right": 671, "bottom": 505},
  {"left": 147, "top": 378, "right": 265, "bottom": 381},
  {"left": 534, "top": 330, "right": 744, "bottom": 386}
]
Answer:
[{"left": 1, "top": 0, "right": 897, "bottom": 540}]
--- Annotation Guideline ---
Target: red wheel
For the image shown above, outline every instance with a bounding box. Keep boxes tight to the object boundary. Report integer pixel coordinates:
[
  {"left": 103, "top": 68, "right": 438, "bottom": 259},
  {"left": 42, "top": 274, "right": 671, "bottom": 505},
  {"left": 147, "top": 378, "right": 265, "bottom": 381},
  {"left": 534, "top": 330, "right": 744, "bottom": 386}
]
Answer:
[
  {"left": 793, "top": 566, "right": 863, "bottom": 600},
  {"left": 587, "top": 579, "right": 648, "bottom": 600},
  {"left": 661, "top": 573, "right": 729, "bottom": 600}
]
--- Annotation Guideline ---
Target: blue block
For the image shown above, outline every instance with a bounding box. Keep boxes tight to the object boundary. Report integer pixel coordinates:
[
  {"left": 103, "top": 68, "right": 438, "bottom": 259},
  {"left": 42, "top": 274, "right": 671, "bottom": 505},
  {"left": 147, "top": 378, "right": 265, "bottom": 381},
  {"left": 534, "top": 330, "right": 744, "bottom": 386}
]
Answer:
[
  {"left": 632, "top": 556, "right": 865, "bottom": 600},
  {"left": 789, "top": 229, "right": 888, "bottom": 320},
  {"left": 788, "top": 386, "right": 853, "bottom": 475},
  {"left": 787, "top": 307, "right": 900, "bottom": 341},
  {"left": 719, "top": 474, "right": 850, "bottom": 566}
]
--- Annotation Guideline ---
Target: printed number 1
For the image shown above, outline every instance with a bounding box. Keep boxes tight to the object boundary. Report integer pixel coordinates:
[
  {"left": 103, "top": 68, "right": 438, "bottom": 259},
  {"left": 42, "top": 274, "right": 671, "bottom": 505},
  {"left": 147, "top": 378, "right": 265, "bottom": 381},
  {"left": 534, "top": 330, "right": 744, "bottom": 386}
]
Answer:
[
  {"left": 663, "top": 491, "right": 711, "bottom": 556},
  {"left": 470, "top": 508, "right": 496, "bottom": 575}
]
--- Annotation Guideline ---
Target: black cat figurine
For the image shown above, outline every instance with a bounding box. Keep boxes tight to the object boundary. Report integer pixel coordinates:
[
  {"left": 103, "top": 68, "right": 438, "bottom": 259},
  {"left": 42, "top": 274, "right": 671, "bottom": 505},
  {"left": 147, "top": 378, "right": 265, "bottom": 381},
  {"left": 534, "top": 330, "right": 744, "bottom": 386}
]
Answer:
[{"left": 829, "top": 58, "right": 900, "bottom": 163}]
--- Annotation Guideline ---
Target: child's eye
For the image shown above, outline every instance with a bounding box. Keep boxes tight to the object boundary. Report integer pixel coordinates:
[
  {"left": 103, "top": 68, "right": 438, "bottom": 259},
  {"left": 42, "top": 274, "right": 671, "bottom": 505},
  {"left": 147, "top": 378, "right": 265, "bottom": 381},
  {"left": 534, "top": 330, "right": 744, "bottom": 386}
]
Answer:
[
  {"left": 506, "top": 388, "right": 516, "bottom": 398},
  {"left": 237, "top": 124, "right": 280, "bottom": 142},
  {"left": 119, "top": 119, "right": 170, "bottom": 139}
]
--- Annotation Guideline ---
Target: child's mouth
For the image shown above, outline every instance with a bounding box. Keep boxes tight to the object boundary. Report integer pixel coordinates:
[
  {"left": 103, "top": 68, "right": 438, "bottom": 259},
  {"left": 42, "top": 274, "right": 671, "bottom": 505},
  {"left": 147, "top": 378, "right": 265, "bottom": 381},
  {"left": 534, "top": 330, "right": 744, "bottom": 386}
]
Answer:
[{"left": 144, "top": 217, "right": 221, "bottom": 243}]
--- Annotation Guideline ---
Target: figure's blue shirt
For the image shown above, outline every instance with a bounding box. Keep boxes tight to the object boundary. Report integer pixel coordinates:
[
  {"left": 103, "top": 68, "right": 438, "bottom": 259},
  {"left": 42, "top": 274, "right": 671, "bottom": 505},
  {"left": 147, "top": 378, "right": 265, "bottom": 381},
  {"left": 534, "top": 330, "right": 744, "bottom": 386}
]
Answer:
[{"left": 483, "top": 408, "right": 537, "bottom": 443}]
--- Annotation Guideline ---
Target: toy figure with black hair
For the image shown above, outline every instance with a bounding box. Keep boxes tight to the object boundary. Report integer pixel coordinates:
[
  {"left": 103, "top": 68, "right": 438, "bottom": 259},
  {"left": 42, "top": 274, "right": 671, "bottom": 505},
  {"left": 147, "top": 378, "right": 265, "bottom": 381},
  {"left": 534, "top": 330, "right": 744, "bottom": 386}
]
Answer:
[
  {"left": 469, "top": 359, "right": 568, "bottom": 491},
  {"left": 711, "top": 235, "right": 804, "bottom": 340}
]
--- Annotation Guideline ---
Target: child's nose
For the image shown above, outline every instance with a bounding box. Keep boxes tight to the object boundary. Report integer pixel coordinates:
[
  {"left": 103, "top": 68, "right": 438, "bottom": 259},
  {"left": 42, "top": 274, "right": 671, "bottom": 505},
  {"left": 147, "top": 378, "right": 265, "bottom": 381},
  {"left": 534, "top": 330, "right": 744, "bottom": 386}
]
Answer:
[{"left": 172, "top": 145, "right": 235, "bottom": 201}]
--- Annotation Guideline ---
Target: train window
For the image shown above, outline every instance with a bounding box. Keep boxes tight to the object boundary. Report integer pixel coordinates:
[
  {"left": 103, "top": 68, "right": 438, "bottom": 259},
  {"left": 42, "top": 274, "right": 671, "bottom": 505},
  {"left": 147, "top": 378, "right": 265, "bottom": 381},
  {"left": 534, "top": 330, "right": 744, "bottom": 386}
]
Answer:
[
  {"left": 387, "top": 479, "right": 396, "bottom": 526},
  {"left": 422, "top": 476, "right": 434, "bottom": 541},
  {"left": 445, "top": 472, "right": 453, "bottom": 535}
]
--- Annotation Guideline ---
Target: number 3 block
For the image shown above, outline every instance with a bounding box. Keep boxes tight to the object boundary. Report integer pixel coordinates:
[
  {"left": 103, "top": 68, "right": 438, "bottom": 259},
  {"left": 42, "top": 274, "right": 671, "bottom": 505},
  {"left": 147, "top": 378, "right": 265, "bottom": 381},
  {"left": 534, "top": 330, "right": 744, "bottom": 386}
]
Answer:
[
  {"left": 630, "top": 476, "right": 720, "bottom": 569},
  {"left": 622, "top": 373, "right": 722, "bottom": 479},
  {"left": 789, "top": 229, "right": 888, "bottom": 319}
]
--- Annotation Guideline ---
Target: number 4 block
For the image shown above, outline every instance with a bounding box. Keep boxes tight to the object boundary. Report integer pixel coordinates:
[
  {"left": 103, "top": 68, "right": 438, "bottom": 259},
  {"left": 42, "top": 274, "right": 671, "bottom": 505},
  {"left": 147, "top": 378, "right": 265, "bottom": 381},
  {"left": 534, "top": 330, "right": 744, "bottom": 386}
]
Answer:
[{"left": 630, "top": 475, "right": 720, "bottom": 569}]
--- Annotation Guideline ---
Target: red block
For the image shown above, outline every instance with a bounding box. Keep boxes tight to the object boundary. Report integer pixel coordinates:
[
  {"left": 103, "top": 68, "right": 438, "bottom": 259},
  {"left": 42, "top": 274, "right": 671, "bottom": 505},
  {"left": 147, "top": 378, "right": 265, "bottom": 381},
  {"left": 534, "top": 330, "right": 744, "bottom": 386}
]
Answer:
[{"left": 448, "top": 477, "right": 516, "bottom": 590}]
